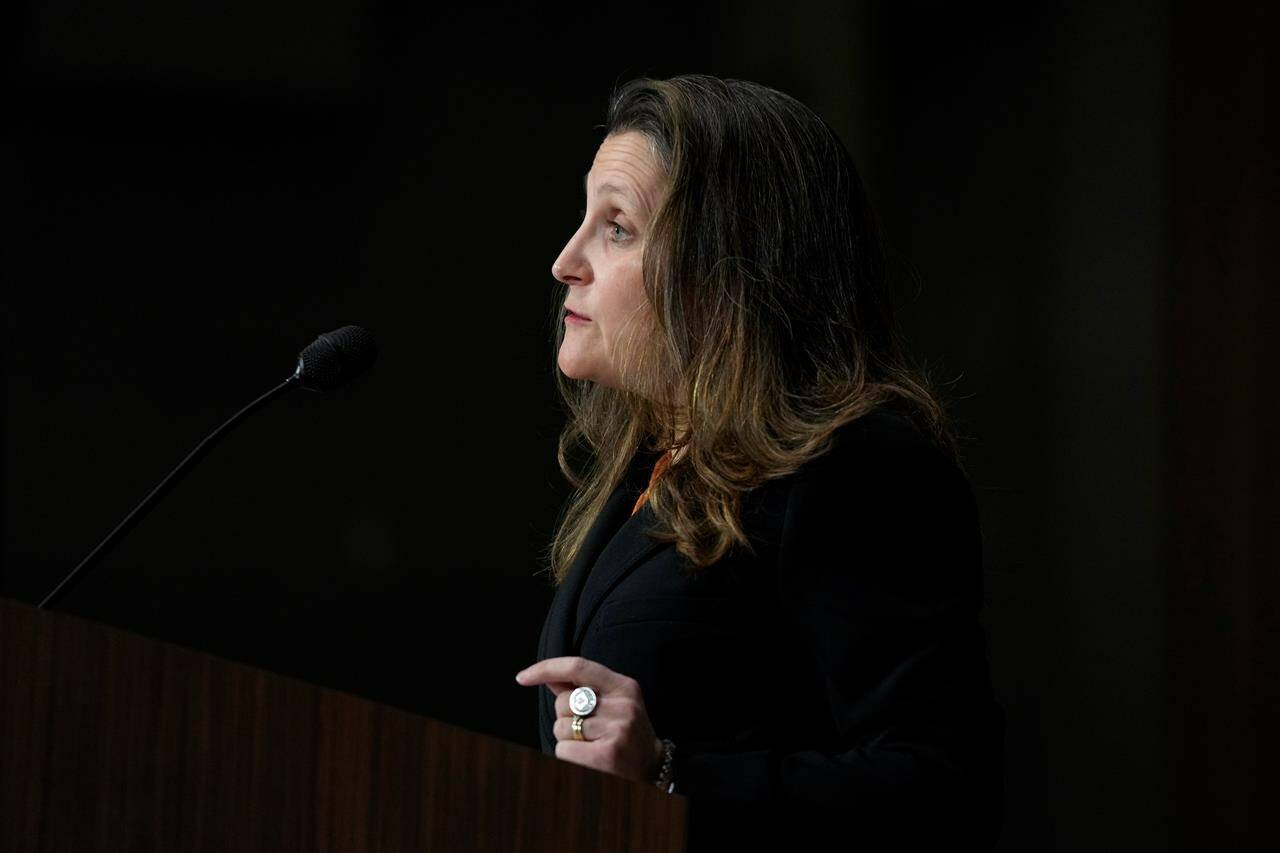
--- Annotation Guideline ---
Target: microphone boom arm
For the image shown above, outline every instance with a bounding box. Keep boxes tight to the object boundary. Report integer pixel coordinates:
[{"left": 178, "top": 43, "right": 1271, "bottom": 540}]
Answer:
[{"left": 38, "top": 374, "right": 302, "bottom": 610}]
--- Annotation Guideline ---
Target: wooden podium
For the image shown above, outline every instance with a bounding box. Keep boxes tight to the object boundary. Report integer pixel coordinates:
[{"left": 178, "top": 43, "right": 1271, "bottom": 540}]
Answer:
[{"left": 0, "top": 598, "right": 688, "bottom": 851}]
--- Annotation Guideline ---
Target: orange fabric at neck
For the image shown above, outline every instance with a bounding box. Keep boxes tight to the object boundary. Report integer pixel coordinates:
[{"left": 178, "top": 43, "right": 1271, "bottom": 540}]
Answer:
[{"left": 631, "top": 449, "right": 674, "bottom": 516}]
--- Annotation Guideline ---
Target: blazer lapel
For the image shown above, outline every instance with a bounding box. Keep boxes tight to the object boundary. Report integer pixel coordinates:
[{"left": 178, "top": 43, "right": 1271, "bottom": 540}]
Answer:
[
  {"left": 539, "top": 475, "right": 638, "bottom": 663},
  {"left": 537, "top": 444, "right": 667, "bottom": 753},
  {"left": 569, "top": 501, "right": 667, "bottom": 652}
]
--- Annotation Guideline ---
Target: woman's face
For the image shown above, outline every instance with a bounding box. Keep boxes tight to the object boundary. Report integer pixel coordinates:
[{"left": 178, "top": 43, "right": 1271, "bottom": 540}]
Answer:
[{"left": 551, "top": 130, "right": 664, "bottom": 390}]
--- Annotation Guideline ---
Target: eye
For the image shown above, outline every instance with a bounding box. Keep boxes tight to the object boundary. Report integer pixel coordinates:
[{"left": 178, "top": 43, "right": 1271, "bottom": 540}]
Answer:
[
  {"left": 577, "top": 207, "right": 631, "bottom": 243},
  {"left": 607, "top": 220, "right": 630, "bottom": 242}
]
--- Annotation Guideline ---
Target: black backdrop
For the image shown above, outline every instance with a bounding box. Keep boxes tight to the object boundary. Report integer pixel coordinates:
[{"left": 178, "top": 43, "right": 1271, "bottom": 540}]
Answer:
[{"left": 4, "top": 3, "right": 1275, "bottom": 850}]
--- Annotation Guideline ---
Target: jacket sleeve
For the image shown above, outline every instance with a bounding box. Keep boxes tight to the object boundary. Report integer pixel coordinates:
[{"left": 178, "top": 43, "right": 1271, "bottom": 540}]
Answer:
[{"left": 670, "top": 425, "right": 1006, "bottom": 849}]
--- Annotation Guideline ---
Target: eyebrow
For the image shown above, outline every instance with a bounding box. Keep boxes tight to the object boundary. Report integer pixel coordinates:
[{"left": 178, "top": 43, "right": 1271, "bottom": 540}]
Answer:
[{"left": 582, "top": 172, "right": 636, "bottom": 204}]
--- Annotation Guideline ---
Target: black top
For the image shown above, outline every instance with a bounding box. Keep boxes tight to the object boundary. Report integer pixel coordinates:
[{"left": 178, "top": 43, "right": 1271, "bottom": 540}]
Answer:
[{"left": 535, "top": 409, "right": 1005, "bottom": 851}]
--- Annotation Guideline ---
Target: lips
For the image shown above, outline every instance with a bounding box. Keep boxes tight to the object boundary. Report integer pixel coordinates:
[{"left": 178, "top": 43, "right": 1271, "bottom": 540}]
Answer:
[{"left": 566, "top": 307, "right": 592, "bottom": 320}]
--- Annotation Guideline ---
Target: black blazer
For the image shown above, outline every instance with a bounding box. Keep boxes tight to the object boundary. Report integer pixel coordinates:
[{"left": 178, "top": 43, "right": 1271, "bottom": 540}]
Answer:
[{"left": 535, "top": 408, "right": 1006, "bottom": 851}]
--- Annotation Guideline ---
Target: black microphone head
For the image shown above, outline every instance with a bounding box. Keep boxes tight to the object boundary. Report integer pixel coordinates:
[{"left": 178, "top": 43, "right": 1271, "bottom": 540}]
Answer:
[{"left": 293, "top": 325, "right": 377, "bottom": 391}]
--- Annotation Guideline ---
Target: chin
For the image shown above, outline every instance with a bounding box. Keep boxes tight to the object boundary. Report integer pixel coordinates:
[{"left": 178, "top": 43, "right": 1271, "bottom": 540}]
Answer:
[{"left": 557, "top": 357, "right": 593, "bottom": 382}]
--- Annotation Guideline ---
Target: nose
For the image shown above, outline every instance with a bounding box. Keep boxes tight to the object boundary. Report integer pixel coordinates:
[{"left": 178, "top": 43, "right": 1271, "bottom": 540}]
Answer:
[
  {"left": 551, "top": 255, "right": 582, "bottom": 285},
  {"left": 551, "top": 230, "right": 589, "bottom": 286}
]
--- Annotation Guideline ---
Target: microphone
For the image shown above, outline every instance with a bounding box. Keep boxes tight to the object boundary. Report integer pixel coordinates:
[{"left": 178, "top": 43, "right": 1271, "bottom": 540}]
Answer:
[
  {"left": 293, "top": 325, "right": 378, "bottom": 391},
  {"left": 37, "top": 325, "right": 378, "bottom": 611}
]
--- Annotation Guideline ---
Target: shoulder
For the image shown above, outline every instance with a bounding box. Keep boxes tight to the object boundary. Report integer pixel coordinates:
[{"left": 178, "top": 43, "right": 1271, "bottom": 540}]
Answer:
[
  {"left": 797, "top": 407, "right": 966, "bottom": 496},
  {"left": 780, "top": 408, "right": 982, "bottom": 596}
]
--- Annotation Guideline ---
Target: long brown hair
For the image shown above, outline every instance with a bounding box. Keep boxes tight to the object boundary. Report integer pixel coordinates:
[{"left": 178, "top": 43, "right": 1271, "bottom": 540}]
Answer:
[{"left": 541, "top": 74, "right": 964, "bottom": 586}]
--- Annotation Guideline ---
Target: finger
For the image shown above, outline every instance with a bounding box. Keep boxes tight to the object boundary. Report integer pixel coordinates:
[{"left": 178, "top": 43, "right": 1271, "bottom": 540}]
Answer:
[
  {"left": 554, "top": 739, "right": 609, "bottom": 774},
  {"left": 537, "top": 679, "right": 578, "bottom": 698},
  {"left": 516, "top": 656, "right": 626, "bottom": 691},
  {"left": 552, "top": 713, "right": 610, "bottom": 742}
]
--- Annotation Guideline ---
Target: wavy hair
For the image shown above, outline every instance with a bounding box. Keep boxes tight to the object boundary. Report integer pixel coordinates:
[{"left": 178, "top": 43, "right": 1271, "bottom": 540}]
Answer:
[{"left": 541, "top": 74, "right": 965, "bottom": 586}]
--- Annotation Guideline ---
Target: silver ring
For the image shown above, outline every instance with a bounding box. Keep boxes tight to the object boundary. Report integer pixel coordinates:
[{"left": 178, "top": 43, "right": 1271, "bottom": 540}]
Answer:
[{"left": 569, "top": 685, "right": 598, "bottom": 717}]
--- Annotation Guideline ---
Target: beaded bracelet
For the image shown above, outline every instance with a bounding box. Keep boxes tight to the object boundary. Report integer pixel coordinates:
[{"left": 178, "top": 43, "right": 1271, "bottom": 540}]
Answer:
[{"left": 654, "top": 738, "right": 676, "bottom": 793}]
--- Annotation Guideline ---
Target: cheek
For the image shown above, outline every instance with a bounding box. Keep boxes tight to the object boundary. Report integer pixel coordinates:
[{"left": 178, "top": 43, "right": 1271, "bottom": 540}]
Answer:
[{"left": 599, "top": 262, "right": 648, "bottom": 328}]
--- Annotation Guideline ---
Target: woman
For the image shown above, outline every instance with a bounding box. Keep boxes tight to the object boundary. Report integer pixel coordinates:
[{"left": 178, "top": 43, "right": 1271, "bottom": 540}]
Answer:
[{"left": 515, "top": 74, "right": 1005, "bottom": 850}]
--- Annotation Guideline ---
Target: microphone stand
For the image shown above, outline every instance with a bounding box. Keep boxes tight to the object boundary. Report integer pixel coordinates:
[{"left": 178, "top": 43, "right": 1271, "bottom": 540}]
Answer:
[{"left": 38, "top": 373, "right": 302, "bottom": 610}]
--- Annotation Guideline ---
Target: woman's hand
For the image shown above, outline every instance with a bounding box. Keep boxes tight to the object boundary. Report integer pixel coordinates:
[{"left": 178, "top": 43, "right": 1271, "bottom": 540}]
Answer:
[{"left": 516, "top": 656, "right": 664, "bottom": 785}]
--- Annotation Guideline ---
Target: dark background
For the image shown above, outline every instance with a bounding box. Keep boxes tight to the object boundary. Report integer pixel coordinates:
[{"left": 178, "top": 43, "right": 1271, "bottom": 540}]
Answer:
[{"left": 2, "top": 2, "right": 1275, "bottom": 850}]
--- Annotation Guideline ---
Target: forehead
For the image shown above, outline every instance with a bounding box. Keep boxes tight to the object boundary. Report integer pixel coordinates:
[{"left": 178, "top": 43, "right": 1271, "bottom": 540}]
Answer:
[{"left": 583, "top": 131, "right": 662, "bottom": 204}]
